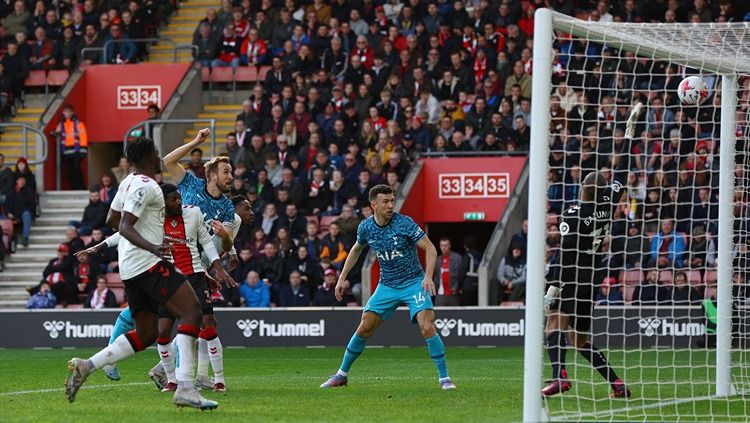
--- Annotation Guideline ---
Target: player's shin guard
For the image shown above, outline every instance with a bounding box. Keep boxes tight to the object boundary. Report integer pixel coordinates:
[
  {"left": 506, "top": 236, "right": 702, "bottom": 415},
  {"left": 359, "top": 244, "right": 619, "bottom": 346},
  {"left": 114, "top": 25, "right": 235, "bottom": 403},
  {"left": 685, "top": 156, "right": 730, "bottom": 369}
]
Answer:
[
  {"left": 109, "top": 308, "right": 134, "bottom": 345},
  {"left": 425, "top": 334, "right": 449, "bottom": 379},
  {"left": 578, "top": 341, "right": 619, "bottom": 384},
  {"left": 546, "top": 331, "right": 568, "bottom": 380},
  {"left": 197, "top": 337, "right": 210, "bottom": 379},
  {"left": 157, "top": 337, "right": 177, "bottom": 384},
  {"left": 339, "top": 334, "right": 367, "bottom": 374},
  {"left": 175, "top": 325, "right": 199, "bottom": 388},
  {"left": 202, "top": 328, "right": 225, "bottom": 384},
  {"left": 90, "top": 330, "right": 144, "bottom": 371}
]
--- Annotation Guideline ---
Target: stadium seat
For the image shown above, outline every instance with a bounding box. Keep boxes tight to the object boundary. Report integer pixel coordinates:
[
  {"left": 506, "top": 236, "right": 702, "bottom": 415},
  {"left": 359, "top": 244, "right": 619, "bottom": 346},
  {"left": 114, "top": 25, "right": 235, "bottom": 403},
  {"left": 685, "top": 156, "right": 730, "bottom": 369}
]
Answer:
[
  {"left": 500, "top": 301, "right": 524, "bottom": 307},
  {"left": 0, "top": 218, "right": 13, "bottom": 250},
  {"left": 105, "top": 272, "right": 123, "bottom": 287},
  {"left": 46, "top": 70, "right": 70, "bottom": 86},
  {"left": 24, "top": 70, "right": 46, "bottom": 87},
  {"left": 235, "top": 66, "right": 257, "bottom": 82},
  {"left": 112, "top": 287, "right": 126, "bottom": 305},
  {"left": 620, "top": 269, "right": 644, "bottom": 285},
  {"left": 624, "top": 286, "right": 636, "bottom": 303},
  {"left": 686, "top": 270, "right": 703, "bottom": 287},
  {"left": 305, "top": 215, "right": 319, "bottom": 226},
  {"left": 201, "top": 66, "right": 211, "bottom": 82},
  {"left": 257, "top": 65, "right": 271, "bottom": 81},
  {"left": 319, "top": 216, "right": 337, "bottom": 232},
  {"left": 67, "top": 304, "right": 84, "bottom": 309},
  {"left": 703, "top": 269, "right": 718, "bottom": 286},
  {"left": 659, "top": 270, "right": 674, "bottom": 285},
  {"left": 210, "top": 67, "right": 234, "bottom": 83}
]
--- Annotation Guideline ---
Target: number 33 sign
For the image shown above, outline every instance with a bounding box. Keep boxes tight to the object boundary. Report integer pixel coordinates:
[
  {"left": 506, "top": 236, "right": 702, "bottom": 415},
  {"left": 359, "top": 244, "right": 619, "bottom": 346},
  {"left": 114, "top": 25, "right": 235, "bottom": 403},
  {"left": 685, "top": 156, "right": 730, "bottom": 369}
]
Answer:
[{"left": 439, "top": 173, "right": 510, "bottom": 199}]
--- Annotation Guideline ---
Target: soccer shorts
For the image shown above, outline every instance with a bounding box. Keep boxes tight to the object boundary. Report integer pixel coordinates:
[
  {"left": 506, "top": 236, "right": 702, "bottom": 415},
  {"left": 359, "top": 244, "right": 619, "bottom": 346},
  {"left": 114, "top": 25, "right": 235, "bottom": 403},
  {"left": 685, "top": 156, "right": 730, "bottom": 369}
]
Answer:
[
  {"left": 363, "top": 277, "right": 433, "bottom": 323},
  {"left": 158, "top": 272, "right": 213, "bottom": 319},
  {"left": 122, "top": 260, "right": 186, "bottom": 315},
  {"left": 554, "top": 268, "right": 595, "bottom": 332}
]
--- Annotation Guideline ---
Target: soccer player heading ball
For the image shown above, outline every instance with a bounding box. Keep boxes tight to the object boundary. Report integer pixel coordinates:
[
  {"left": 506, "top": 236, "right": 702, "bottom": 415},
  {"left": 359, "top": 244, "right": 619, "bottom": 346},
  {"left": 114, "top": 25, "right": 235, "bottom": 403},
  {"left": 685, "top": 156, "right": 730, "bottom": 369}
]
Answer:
[
  {"left": 542, "top": 103, "right": 645, "bottom": 399},
  {"left": 320, "top": 184, "right": 456, "bottom": 390}
]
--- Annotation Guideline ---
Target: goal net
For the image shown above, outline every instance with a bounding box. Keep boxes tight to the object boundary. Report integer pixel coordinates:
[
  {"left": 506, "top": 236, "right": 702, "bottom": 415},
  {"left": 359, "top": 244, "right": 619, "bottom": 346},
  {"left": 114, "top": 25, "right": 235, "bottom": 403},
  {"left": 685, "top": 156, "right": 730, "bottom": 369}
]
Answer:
[{"left": 524, "top": 9, "right": 750, "bottom": 422}]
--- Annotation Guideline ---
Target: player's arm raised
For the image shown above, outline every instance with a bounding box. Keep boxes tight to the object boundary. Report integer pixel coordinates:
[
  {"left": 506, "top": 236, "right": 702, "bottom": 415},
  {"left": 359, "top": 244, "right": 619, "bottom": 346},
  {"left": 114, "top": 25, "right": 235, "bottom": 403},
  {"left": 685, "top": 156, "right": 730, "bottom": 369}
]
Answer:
[
  {"left": 335, "top": 242, "right": 364, "bottom": 302},
  {"left": 417, "top": 235, "right": 438, "bottom": 296},
  {"left": 162, "top": 128, "right": 210, "bottom": 184}
]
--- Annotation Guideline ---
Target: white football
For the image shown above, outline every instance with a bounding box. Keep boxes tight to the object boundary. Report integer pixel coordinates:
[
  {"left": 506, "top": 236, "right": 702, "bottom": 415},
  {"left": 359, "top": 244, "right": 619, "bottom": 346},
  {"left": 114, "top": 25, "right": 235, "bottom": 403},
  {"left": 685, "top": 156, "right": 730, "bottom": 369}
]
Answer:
[{"left": 677, "top": 76, "right": 708, "bottom": 105}]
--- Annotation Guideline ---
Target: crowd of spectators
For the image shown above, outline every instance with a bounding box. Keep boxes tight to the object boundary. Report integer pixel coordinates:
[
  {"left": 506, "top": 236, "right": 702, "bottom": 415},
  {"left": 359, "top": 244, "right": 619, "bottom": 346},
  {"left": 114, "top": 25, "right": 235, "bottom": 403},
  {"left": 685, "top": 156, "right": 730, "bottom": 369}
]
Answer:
[
  {"left": 0, "top": 152, "right": 38, "bottom": 273},
  {"left": 0, "top": 0, "right": 174, "bottom": 119}
]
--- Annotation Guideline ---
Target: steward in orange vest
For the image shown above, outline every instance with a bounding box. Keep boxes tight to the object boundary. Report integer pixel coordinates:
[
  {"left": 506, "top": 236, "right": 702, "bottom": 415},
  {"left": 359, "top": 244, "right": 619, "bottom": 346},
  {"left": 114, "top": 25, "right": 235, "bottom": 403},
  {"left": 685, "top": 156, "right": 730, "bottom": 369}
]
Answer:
[{"left": 56, "top": 104, "right": 87, "bottom": 189}]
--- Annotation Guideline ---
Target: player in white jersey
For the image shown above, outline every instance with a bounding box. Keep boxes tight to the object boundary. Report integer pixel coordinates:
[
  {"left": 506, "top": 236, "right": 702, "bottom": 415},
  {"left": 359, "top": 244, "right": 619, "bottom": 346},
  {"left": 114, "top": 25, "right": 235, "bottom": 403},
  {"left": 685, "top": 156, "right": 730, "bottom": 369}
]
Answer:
[{"left": 64, "top": 137, "right": 218, "bottom": 410}]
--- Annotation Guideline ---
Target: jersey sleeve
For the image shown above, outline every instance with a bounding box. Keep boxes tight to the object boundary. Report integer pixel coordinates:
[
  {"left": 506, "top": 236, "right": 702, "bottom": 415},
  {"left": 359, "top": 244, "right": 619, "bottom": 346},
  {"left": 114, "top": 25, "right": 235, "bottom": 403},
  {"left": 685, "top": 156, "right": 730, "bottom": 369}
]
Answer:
[
  {"left": 110, "top": 189, "right": 124, "bottom": 213},
  {"left": 122, "top": 182, "right": 154, "bottom": 218},
  {"left": 194, "top": 208, "right": 220, "bottom": 264},
  {"left": 356, "top": 220, "right": 368, "bottom": 246},
  {"left": 404, "top": 216, "right": 426, "bottom": 243}
]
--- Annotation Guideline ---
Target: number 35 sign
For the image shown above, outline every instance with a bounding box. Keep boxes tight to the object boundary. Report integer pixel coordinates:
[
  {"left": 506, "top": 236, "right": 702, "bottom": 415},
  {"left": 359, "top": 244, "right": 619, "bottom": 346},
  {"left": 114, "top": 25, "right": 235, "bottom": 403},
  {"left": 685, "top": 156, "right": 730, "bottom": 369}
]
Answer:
[
  {"left": 439, "top": 173, "right": 510, "bottom": 199},
  {"left": 117, "top": 85, "right": 161, "bottom": 110}
]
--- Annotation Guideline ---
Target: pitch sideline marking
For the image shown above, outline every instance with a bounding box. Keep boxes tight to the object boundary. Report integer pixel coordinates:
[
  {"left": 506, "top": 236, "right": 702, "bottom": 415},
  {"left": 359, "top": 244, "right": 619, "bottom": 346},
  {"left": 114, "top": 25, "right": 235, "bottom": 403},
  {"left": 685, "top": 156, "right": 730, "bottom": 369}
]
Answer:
[
  {"left": 0, "top": 382, "right": 152, "bottom": 397},
  {"left": 559, "top": 395, "right": 717, "bottom": 420}
]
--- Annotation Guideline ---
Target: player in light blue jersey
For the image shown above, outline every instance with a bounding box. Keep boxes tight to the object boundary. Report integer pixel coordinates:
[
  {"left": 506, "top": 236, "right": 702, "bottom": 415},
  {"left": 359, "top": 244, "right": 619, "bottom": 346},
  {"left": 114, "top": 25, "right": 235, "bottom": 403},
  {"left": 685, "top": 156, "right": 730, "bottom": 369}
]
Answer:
[{"left": 320, "top": 184, "right": 456, "bottom": 390}]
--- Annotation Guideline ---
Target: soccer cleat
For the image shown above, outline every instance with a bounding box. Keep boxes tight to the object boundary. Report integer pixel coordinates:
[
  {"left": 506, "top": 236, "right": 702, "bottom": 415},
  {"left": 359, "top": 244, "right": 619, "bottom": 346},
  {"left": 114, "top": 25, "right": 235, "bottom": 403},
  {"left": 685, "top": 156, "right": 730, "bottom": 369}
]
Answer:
[
  {"left": 440, "top": 378, "right": 457, "bottom": 390},
  {"left": 65, "top": 358, "right": 92, "bottom": 403},
  {"left": 320, "top": 373, "right": 348, "bottom": 388},
  {"left": 148, "top": 363, "right": 167, "bottom": 391},
  {"left": 161, "top": 382, "right": 178, "bottom": 392},
  {"left": 195, "top": 376, "right": 214, "bottom": 391},
  {"left": 103, "top": 365, "right": 121, "bottom": 381},
  {"left": 172, "top": 388, "right": 219, "bottom": 410},
  {"left": 610, "top": 379, "right": 631, "bottom": 398},
  {"left": 542, "top": 379, "right": 572, "bottom": 397},
  {"left": 213, "top": 382, "right": 227, "bottom": 393}
]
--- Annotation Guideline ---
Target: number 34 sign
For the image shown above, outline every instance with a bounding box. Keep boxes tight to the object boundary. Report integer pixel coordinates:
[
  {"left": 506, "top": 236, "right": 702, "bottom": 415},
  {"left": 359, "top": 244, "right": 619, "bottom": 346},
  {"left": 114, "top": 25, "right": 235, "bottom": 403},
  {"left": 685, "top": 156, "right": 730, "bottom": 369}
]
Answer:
[
  {"left": 117, "top": 85, "right": 161, "bottom": 110},
  {"left": 439, "top": 173, "right": 510, "bottom": 199}
]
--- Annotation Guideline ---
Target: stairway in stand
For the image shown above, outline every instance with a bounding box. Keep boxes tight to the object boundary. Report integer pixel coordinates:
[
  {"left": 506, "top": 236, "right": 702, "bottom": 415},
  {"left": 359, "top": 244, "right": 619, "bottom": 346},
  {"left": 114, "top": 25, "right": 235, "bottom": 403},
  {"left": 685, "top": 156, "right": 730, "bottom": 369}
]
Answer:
[
  {"left": 0, "top": 191, "right": 89, "bottom": 308},
  {"left": 148, "top": 0, "right": 220, "bottom": 64}
]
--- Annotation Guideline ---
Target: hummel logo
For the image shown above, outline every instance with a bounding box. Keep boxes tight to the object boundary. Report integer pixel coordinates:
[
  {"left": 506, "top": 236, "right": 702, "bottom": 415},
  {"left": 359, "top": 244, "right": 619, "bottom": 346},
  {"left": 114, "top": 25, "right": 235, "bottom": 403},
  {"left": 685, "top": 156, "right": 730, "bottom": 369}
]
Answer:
[
  {"left": 434, "top": 318, "right": 458, "bottom": 337},
  {"left": 236, "top": 319, "right": 260, "bottom": 337},
  {"left": 42, "top": 320, "right": 66, "bottom": 339},
  {"left": 638, "top": 318, "right": 662, "bottom": 337}
]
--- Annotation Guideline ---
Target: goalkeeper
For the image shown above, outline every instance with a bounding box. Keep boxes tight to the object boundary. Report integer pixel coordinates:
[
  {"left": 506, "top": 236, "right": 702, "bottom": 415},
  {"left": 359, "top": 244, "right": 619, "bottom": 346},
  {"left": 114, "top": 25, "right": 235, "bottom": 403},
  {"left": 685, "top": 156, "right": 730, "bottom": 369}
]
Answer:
[{"left": 542, "top": 103, "right": 644, "bottom": 398}]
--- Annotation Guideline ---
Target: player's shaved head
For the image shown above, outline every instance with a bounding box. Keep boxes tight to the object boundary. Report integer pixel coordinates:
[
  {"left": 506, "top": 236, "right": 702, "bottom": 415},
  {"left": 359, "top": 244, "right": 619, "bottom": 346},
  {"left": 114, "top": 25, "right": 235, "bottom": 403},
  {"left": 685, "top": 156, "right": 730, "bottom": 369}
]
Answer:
[{"left": 581, "top": 171, "right": 608, "bottom": 203}]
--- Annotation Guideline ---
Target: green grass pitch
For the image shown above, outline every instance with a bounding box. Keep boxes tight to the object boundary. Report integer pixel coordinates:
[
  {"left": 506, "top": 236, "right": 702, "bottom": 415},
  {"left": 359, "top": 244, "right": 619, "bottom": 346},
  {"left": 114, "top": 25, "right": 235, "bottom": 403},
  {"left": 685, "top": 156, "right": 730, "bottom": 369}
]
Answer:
[{"left": 0, "top": 347, "right": 747, "bottom": 422}]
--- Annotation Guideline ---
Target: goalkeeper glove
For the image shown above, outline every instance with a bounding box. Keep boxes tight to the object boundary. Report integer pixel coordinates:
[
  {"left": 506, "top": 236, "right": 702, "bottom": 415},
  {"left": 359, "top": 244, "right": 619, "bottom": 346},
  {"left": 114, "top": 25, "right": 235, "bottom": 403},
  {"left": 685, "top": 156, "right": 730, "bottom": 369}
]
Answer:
[
  {"left": 543, "top": 286, "right": 560, "bottom": 316},
  {"left": 624, "top": 102, "right": 644, "bottom": 140}
]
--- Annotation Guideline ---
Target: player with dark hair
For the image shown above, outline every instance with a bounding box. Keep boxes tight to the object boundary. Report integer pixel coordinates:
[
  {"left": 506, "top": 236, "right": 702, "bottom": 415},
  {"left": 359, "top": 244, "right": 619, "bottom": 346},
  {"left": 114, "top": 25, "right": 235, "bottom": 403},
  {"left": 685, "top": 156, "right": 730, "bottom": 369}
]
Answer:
[
  {"left": 320, "top": 184, "right": 456, "bottom": 390},
  {"left": 542, "top": 103, "right": 643, "bottom": 398},
  {"left": 65, "top": 137, "right": 219, "bottom": 410}
]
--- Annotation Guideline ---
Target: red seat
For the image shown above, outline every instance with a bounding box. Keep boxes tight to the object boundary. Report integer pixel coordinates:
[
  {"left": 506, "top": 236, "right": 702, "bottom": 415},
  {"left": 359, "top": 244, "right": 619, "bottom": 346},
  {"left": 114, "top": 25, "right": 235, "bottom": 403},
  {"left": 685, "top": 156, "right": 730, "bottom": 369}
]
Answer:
[
  {"left": 319, "top": 216, "right": 337, "bottom": 232},
  {"left": 105, "top": 272, "right": 123, "bottom": 288},
  {"left": 257, "top": 65, "right": 271, "bottom": 81},
  {"left": 24, "top": 70, "right": 46, "bottom": 87},
  {"left": 111, "top": 287, "right": 126, "bottom": 305},
  {"left": 305, "top": 215, "right": 319, "bottom": 226},
  {"left": 659, "top": 270, "right": 674, "bottom": 285},
  {"left": 620, "top": 269, "right": 644, "bottom": 285},
  {"left": 234, "top": 66, "right": 257, "bottom": 82},
  {"left": 210, "top": 66, "right": 234, "bottom": 82},
  {"left": 46, "top": 69, "right": 70, "bottom": 86},
  {"left": 624, "top": 286, "right": 636, "bottom": 304},
  {"left": 703, "top": 269, "right": 718, "bottom": 286},
  {"left": 201, "top": 66, "right": 211, "bottom": 82},
  {"left": 686, "top": 270, "right": 703, "bottom": 287},
  {"left": 67, "top": 304, "right": 84, "bottom": 309}
]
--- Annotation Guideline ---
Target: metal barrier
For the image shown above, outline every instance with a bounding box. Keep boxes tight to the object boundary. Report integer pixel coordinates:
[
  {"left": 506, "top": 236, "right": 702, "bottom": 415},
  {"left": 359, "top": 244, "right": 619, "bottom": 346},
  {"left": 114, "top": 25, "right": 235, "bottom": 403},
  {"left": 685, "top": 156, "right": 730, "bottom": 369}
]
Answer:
[
  {"left": 80, "top": 37, "right": 198, "bottom": 64},
  {"left": 0, "top": 123, "right": 49, "bottom": 192},
  {"left": 123, "top": 118, "right": 217, "bottom": 157}
]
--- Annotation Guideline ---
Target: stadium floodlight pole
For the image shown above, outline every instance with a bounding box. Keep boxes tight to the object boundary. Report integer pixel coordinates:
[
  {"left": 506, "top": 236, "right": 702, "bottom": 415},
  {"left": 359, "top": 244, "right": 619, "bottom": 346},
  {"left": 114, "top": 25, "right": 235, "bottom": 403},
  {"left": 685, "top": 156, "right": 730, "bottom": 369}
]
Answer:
[
  {"left": 716, "top": 73, "right": 737, "bottom": 398},
  {"left": 523, "top": 7, "right": 552, "bottom": 423}
]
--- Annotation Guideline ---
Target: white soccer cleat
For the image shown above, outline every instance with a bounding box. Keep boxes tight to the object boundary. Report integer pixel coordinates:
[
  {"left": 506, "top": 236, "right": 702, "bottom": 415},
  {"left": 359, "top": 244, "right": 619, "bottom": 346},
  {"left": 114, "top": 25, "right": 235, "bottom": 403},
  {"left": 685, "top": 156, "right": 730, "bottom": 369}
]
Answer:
[
  {"left": 440, "top": 377, "right": 456, "bottom": 390},
  {"left": 172, "top": 387, "right": 218, "bottom": 410},
  {"left": 195, "top": 375, "right": 214, "bottom": 391},
  {"left": 65, "top": 358, "right": 92, "bottom": 402},
  {"left": 148, "top": 362, "right": 168, "bottom": 391}
]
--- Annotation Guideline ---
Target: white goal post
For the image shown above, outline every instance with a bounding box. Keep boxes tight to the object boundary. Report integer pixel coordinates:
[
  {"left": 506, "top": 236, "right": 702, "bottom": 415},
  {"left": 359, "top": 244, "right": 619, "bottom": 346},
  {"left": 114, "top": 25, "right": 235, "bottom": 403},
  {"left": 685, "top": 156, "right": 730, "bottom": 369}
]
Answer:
[{"left": 525, "top": 8, "right": 748, "bottom": 422}]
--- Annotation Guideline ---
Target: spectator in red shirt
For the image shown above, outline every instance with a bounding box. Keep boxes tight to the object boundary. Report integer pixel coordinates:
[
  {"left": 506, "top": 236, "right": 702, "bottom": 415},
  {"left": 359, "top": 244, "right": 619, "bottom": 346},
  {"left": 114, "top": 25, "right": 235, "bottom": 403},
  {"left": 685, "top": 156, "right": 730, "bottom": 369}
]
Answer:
[
  {"left": 433, "top": 237, "right": 462, "bottom": 306},
  {"left": 212, "top": 23, "right": 242, "bottom": 70}
]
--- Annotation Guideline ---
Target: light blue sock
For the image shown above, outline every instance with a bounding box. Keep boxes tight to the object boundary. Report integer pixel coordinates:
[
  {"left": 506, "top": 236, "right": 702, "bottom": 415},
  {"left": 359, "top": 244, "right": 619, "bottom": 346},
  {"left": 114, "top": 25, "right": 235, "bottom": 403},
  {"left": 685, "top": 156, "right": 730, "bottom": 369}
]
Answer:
[
  {"left": 339, "top": 334, "right": 367, "bottom": 373},
  {"left": 426, "top": 334, "right": 448, "bottom": 379},
  {"left": 109, "top": 308, "right": 134, "bottom": 345}
]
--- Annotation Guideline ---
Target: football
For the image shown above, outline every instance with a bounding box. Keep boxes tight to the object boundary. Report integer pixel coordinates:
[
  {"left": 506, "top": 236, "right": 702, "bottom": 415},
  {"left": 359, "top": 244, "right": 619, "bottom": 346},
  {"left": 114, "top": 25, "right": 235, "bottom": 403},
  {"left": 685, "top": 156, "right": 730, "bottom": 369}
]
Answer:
[{"left": 677, "top": 75, "right": 709, "bottom": 105}]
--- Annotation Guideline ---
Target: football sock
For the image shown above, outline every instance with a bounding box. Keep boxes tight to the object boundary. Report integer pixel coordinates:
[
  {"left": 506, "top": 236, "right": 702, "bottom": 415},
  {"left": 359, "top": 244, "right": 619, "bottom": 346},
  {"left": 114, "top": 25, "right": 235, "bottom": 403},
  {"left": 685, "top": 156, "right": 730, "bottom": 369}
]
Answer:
[
  {"left": 202, "top": 328, "right": 224, "bottom": 384},
  {"left": 157, "top": 337, "right": 176, "bottom": 384},
  {"left": 339, "top": 334, "right": 367, "bottom": 373},
  {"left": 175, "top": 325, "right": 199, "bottom": 387},
  {"left": 425, "top": 334, "right": 448, "bottom": 379},
  {"left": 546, "top": 331, "right": 567, "bottom": 380},
  {"left": 109, "top": 308, "right": 134, "bottom": 345},
  {"left": 197, "top": 337, "right": 210, "bottom": 379},
  {"left": 579, "top": 341, "right": 619, "bottom": 384},
  {"left": 89, "top": 330, "right": 143, "bottom": 371}
]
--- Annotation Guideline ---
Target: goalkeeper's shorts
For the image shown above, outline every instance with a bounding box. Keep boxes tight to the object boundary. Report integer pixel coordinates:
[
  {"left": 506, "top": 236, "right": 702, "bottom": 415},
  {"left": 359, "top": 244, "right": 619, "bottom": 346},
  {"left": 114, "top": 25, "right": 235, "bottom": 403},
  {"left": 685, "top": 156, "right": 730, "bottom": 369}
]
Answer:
[{"left": 555, "top": 269, "right": 595, "bottom": 332}]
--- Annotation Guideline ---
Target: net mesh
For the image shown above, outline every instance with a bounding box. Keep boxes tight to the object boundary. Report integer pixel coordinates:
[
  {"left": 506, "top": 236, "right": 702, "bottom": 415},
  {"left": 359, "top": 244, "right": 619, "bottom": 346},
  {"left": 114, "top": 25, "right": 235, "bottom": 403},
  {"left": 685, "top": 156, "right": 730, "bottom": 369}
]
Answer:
[{"left": 538, "top": 16, "right": 750, "bottom": 422}]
